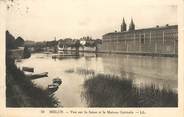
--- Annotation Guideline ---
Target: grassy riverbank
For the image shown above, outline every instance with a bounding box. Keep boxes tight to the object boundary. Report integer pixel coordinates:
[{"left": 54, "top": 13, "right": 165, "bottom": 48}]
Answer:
[
  {"left": 82, "top": 74, "right": 177, "bottom": 107},
  {"left": 6, "top": 57, "right": 60, "bottom": 107}
]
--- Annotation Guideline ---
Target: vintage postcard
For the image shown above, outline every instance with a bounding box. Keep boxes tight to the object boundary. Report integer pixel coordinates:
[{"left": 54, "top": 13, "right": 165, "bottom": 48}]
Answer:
[{"left": 0, "top": 0, "right": 184, "bottom": 117}]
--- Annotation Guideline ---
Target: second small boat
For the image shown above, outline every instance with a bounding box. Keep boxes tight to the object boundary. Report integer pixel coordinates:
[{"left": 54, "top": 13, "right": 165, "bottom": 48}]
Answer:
[
  {"left": 52, "top": 78, "right": 62, "bottom": 86},
  {"left": 48, "top": 84, "right": 59, "bottom": 93}
]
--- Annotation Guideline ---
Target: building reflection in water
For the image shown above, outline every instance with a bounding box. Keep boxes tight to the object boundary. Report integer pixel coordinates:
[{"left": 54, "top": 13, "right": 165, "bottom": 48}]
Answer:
[{"left": 97, "top": 53, "right": 177, "bottom": 90}]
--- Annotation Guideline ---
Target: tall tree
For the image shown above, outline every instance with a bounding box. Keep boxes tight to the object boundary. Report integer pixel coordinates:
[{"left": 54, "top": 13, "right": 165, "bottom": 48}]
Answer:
[
  {"left": 6, "top": 31, "right": 16, "bottom": 49},
  {"left": 15, "top": 36, "right": 25, "bottom": 47}
]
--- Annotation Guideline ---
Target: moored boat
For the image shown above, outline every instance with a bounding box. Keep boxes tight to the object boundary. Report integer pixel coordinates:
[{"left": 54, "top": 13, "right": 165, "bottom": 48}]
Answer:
[
  {"left": 22, "top": 67, "right": 34, "bottom": 72},
  {"left": 16, "top": 59, "right": 22, "bottom": 62},
  {"left": 53, "top": 78, "right": 62, "bottom": 85},
  {"left": 26, "top": 72, "right": 48, "bottom": 80},
  {"left": 48, "top": 84, "right": 59, "bottom": 89},
  {"left": 48, "top": 83, "right": 59, "bottom": 93}
]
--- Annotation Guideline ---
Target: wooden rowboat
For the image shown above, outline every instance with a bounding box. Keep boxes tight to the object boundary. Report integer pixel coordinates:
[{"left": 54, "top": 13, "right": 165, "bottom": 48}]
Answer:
[
  {"left": 52, "top": 78, "right": 62, "bottom": 85},
  {"left": 22, "top": 67, "right": 34, "bottom": 72},
  {"left": 48, "top": 83, "right": 59, "bottom": 93},
  {"left": 26, "top": 72, "right": 48, "bottom": 80}
]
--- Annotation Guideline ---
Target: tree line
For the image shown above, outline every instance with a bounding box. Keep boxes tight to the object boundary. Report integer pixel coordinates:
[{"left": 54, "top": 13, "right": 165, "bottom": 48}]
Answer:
[{"left": 6, "top": 30, "right": 31, "bottom": 58}]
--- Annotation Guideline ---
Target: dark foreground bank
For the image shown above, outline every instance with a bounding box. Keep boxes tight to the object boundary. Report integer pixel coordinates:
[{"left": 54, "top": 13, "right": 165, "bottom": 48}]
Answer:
[
  {"left": 82, "top": 74, "right": 178, "bottom": 107},
  {"left": 6, "top": 30, "right": 60, "bottom": 107},
  {"left": 6, "top": 57, "right": 60, "bottom": 107}
]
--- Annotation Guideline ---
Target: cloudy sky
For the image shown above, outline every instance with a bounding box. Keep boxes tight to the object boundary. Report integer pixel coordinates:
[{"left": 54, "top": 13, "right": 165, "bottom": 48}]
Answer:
[{"left": 6, "top": 0, "right": 178, "bottom": 41}]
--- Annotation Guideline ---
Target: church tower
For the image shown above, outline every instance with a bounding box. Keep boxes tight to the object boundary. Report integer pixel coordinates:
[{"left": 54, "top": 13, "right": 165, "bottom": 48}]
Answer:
[
  {"left": 121, "top": 18, "right": 127, "bottom": 32},
  {"left": 129, "top": 18, "right": 135, "bottom": 31}
]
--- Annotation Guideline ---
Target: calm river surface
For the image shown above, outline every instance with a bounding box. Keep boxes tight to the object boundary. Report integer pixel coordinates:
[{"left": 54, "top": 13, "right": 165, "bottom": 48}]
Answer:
[{"left": 16, "top": 53, "right": 178, "bottom": 107}]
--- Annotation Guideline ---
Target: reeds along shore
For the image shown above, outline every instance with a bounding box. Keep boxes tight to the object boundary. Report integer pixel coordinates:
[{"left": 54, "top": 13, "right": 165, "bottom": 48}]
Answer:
[
  {"left": 6, "top": 57, "right": 60, "bottom": 107},
  {"left": 82, "top": 74, "right": 178, "bottom": 107}
]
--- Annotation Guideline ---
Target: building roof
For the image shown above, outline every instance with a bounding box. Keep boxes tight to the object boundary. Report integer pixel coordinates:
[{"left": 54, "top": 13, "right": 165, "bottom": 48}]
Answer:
[{"left": 103, "top": 25, "right": 178, "bottom": 37}]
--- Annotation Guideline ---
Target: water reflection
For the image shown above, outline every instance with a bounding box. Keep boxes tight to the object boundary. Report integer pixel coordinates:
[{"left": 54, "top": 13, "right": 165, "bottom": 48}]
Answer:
[
  {"left": 17, "top": 53, "right": 177, "bottom": 107},
  {"left": 97, "top": 54, "right": 177, "bottom": 91},
  {"left": 81, "top": 74, "right": 177, "bottom": 107}
]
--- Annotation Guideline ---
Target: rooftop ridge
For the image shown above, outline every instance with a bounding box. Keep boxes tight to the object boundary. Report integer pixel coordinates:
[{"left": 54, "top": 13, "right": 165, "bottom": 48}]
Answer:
[{"left": 104, "top": 24, "right": 178, "bottom": 36}]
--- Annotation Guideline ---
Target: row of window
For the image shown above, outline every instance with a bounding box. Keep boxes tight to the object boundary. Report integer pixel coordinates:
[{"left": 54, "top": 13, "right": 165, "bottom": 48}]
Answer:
[
  {"left": 103, "top": 38, "right": 176, "bottom": 45},
  {"left": 104, "top": 34, "right": 177, "bottom": 41},
  {"left": 103, "top": 30, "right": 178, "bottom": 40}
]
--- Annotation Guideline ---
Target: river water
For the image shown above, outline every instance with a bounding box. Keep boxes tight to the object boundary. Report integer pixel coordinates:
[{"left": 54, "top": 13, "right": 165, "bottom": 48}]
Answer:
[{"left": 16, "top": 53, "right": 177, "bottom": 107}]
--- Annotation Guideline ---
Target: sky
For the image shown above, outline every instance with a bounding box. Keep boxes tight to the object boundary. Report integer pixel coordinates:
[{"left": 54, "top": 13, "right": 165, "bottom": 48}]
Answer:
[{"left": 6, "top": 0, "right": 178, "bottom": 41}]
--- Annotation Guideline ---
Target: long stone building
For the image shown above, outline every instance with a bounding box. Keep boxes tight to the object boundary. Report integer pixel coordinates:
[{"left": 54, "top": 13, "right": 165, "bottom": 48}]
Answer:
[{"left": 97, "top": 18, "right": 178, "bottom": 56}]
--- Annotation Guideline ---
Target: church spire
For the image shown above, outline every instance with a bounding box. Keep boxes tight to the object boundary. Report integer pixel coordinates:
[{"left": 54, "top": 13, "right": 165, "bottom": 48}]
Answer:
[
  {"left": 121, "top": 18, "right": 127, "bottom": 32},
  {"left": 129, "top": 18, "right": 135, "bottom": 31}
]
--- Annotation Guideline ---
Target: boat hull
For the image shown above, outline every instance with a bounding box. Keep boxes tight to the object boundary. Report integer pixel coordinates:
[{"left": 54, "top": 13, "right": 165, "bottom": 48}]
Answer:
[{"left": 26, "top": 72, "right": 48, "bottom": 80}]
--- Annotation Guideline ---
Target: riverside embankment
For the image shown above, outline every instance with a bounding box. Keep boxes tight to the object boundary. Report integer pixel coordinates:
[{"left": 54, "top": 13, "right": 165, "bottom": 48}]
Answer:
[{"left": 6, "top": 57, "right": 60, "bottom": 107}]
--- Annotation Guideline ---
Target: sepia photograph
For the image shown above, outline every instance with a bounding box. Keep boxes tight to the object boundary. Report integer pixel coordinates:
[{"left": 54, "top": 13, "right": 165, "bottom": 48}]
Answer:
[
  {"left": 4, "top": 0, "right": 180, "bottom": 108},
  {"left": 1, "top": 0, "right": 184, "bottom": 116}
]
